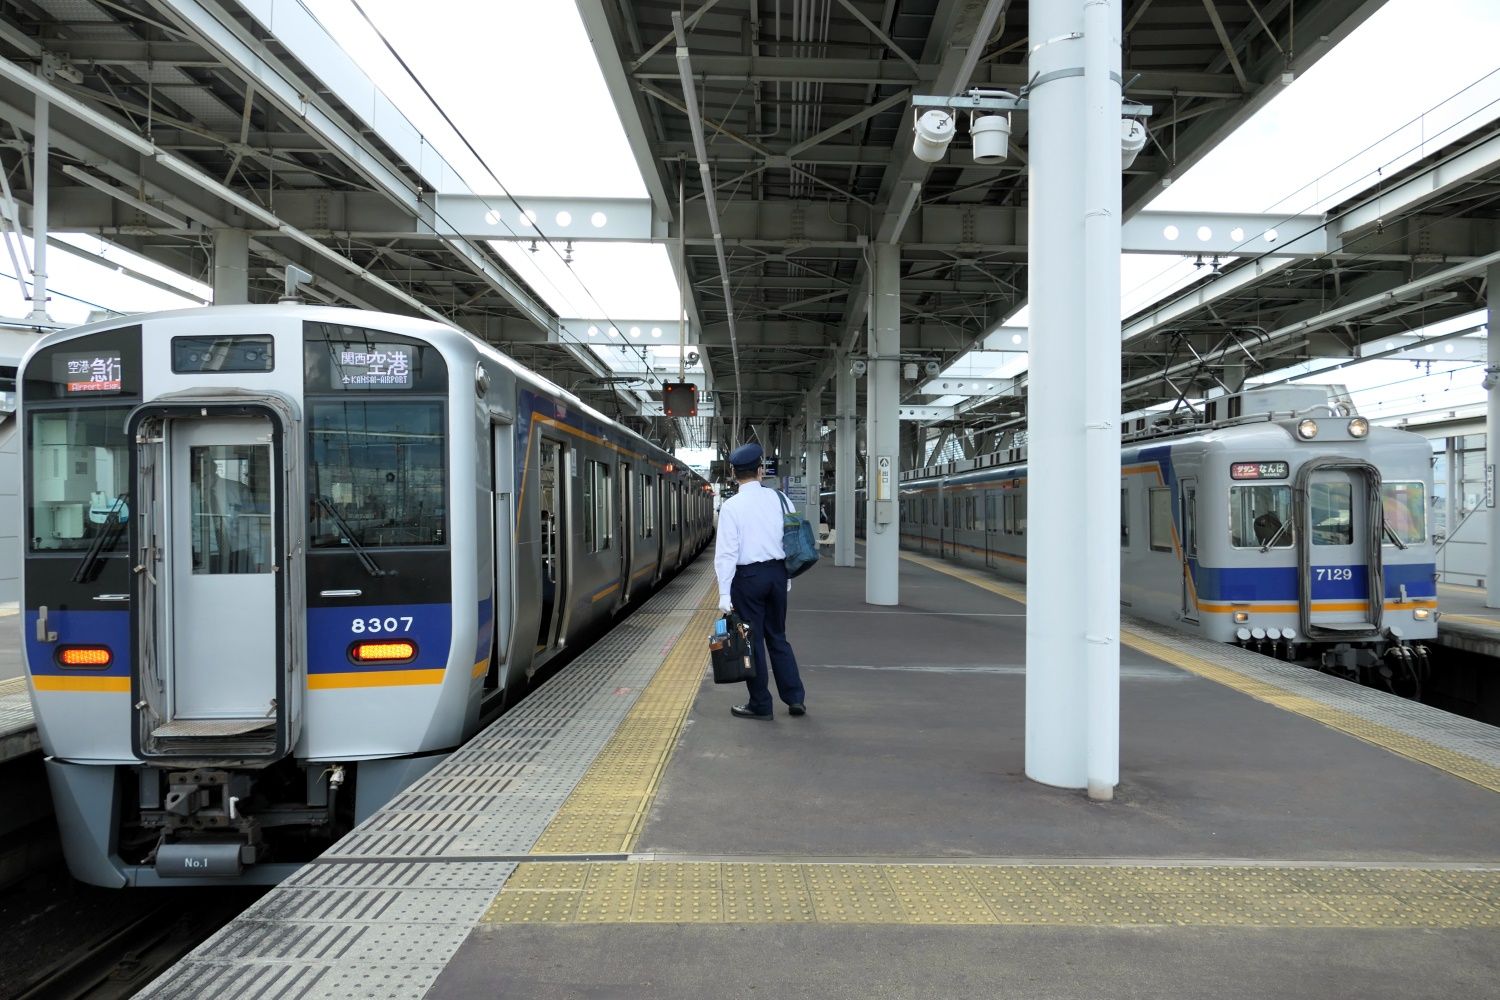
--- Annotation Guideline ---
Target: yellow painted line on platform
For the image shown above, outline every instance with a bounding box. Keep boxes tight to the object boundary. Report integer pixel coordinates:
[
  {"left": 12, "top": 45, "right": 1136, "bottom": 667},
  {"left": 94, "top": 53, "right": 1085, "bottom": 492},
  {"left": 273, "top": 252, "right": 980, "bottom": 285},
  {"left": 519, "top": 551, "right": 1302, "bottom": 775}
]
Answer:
[
  {"left": 529, "top": 577, "right": 719, "bottom": 855},
  {"left": 899, "top": 552, "right": 1500, "bottom": 796},
  {"left": 485, "top": 861, "right": 1500, "bottom": 927}
]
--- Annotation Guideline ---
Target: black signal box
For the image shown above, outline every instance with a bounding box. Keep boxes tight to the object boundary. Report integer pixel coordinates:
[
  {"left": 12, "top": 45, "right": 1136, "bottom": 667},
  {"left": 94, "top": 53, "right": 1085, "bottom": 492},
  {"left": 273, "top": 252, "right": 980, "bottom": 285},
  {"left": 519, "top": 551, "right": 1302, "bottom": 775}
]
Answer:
[{"left": 662, "top": 382, "right": 698, "bottom": 417}]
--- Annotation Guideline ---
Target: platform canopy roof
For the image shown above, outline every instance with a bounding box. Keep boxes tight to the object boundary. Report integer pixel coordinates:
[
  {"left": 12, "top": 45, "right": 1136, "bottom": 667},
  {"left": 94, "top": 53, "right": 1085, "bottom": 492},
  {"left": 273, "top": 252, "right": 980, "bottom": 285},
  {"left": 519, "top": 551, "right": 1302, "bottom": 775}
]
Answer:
[{"left": 1, "top": 0, "right": 1497, "bottom": 453}]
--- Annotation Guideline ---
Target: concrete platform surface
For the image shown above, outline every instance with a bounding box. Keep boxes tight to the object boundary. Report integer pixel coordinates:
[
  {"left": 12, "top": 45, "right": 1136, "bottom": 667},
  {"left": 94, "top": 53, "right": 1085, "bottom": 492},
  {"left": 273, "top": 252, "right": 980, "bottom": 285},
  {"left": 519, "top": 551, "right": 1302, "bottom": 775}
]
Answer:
[{"left": 136, "top": 554, "right": 1500, "bottom": 1000}]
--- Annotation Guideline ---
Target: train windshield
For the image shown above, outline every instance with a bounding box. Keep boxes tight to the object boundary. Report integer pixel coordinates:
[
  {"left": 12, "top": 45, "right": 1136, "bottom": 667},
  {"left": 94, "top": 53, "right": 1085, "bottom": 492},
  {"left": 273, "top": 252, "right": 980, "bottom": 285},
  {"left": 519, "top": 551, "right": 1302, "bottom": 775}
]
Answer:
[
  {"left": 27, "top": 407, "right": 131, "bottom": 552},
  {"left": 1229, "top": 485, "right": 1293, "bottom": 548},
  {"left": 308, "top": 400, "right": 445, "bottom": 548},
  {"left": 1310, "top": 482, "right": 1353, "bottom": 546},
  {"left": 1382, "top": 482, "right": 1426, "bottom": 545}
]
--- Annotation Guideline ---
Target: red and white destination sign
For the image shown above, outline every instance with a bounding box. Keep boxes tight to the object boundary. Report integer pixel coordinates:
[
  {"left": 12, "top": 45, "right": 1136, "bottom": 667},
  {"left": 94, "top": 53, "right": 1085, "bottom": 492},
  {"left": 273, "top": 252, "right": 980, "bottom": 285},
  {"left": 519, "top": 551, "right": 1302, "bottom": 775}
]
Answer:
[{"left": 1231, "top": 461, "right": 1290, "bottom": 480}]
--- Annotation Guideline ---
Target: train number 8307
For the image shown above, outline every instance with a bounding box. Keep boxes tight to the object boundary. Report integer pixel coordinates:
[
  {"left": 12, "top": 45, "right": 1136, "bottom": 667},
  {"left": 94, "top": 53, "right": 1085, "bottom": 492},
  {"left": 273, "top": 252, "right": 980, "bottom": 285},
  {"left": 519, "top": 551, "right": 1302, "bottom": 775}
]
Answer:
[{"left": 351, "top": 616, "right": 415, "bottom": 634}]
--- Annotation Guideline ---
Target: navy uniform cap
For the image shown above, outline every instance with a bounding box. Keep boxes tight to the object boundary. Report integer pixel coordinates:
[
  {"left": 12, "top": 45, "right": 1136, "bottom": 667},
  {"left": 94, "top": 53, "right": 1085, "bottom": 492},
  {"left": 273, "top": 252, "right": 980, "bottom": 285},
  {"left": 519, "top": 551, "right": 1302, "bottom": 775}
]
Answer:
[{"left": 729, "top": 443, "right": 763, "bottom": 470}]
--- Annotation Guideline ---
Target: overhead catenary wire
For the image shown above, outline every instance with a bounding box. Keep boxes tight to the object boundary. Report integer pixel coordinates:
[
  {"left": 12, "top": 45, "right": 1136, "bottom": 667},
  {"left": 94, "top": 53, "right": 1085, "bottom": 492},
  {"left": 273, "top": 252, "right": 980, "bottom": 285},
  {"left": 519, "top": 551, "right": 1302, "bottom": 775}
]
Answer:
[{"left": 343, "top": 0, "right": 681, "bottom": 417}]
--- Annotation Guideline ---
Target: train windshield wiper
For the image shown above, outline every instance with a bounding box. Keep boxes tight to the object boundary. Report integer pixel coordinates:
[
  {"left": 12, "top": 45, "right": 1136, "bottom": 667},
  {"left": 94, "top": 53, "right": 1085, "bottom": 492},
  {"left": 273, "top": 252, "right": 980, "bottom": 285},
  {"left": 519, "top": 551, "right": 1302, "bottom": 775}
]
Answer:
[
  {"left": 72, "top": 494, "right": 129, "bottom": 584},
  {"left": 1383, "top": 521, "right": 1409, "bottom": 550},
  {"left": 313, "top": 495, "right": 388, "bottom": 577},
  {"left": 1258, "top": 519, "right": 1291, "bottom": 553}
]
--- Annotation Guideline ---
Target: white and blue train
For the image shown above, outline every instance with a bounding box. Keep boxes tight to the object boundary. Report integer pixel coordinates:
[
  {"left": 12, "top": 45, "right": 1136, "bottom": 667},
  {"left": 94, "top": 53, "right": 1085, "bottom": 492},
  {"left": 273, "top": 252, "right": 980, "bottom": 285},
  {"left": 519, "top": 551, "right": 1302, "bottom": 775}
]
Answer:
[
  {"left": 890, "top": 386, "right": 1436, "bottom": 684},
  {"left": 18, "top": 305, "right": 711, "bottom": 886}
]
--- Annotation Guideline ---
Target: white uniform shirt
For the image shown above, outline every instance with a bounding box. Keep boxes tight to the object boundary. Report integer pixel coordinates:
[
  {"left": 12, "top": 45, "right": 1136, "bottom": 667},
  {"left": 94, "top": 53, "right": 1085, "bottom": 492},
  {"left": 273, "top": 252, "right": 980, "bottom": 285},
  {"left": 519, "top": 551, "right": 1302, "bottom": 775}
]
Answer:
[{"left": 714, "top": 480, "right": 786, "bottom": 602}]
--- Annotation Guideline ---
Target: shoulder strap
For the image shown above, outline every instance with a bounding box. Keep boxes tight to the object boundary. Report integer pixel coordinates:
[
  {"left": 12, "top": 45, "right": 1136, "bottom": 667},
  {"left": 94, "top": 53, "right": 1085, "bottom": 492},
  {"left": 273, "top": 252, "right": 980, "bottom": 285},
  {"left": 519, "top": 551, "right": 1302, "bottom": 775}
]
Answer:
[{"left": 776, "top": 490, "right": 792, "bottom": 514}]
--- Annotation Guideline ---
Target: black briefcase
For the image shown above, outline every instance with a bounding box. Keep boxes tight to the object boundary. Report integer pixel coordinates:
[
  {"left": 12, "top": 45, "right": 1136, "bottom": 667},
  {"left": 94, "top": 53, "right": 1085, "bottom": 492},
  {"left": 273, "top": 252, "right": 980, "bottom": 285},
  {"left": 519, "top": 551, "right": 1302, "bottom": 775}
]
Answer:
[{"left": 709, "top": 612, "right": 756, "bottom": 684}]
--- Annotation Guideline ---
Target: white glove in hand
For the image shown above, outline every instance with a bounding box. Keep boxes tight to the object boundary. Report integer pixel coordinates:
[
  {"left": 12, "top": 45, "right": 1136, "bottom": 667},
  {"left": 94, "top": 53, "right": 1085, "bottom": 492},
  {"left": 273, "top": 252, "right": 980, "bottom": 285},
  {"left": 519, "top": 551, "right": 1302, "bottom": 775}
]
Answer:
[
  {"left": 787, "top": 580, "right": 792, "bottom": 593},
  {"left": 719, "top": 597, "right": 733, "bottom": 614}
]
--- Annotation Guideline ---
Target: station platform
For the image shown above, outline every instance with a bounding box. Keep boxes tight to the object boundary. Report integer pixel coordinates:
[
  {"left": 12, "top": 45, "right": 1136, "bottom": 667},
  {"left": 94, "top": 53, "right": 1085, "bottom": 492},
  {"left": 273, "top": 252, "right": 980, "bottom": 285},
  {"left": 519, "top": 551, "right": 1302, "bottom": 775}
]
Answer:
[
  {"left": 110, "top": 556, "right": 1500, "bottom": 997},
  {"left": 1436, "top": 582, "right": 1500, "bottom": 658},
  {"left": 0, "top": 602, "right": 37, "bottom": 762}
]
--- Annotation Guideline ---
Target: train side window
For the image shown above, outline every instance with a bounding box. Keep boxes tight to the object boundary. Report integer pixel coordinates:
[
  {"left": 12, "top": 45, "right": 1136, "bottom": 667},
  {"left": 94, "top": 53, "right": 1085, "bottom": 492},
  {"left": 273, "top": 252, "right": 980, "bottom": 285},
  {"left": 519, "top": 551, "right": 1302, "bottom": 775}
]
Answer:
[
  {"left": 1230, "top": 485, "right": 1293, "bottom": 548},
  {"left": 1121, "top": 487, "right": 1130, "bottom": 546},
  {"left": 1016, "top": 491, "right": 1027, "bottom": 533},
  {"left": 1003, "top": 494, "right": 1015, "bottom": 534},
  {"left": 1382, "top": 482, "right": 1426, "bottom": 545},
  {"left": 985, "top": 493, "right": 996, "bottom": 528},
  {"left": 1148, "top": 488, "right": 1174, "bottom": 552},
  {"left": 586, "top": 461, "right": 612, "bottom": 552},
  {"left": 643, "top": 475, "right": 655, "bottom": 537}
]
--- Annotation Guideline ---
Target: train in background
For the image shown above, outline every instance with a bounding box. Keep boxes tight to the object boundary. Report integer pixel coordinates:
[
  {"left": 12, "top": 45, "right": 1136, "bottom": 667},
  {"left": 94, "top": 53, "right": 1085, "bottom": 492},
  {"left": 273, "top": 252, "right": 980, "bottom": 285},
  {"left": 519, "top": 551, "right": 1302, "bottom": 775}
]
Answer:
[
  {"left": 19, "top": 305, "right": 712, "bottom": 886},
  {"left": 831, "top": 387, "right": 1437, "bottom": 694}
]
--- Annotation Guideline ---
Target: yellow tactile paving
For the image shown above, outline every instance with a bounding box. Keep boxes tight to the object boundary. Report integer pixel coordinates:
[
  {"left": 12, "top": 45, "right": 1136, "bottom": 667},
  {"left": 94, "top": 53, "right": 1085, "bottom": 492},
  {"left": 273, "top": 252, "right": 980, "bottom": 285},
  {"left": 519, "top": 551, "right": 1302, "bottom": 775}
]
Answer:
[
  {"left": 528, "top": 577, "right": 719, "bottom": 855},
  {"left": 898, "top": 552, "right": 1500, "bottom": 795},
  {"left": 483, "top": 861, "right": 1500, "bottom": 928}
]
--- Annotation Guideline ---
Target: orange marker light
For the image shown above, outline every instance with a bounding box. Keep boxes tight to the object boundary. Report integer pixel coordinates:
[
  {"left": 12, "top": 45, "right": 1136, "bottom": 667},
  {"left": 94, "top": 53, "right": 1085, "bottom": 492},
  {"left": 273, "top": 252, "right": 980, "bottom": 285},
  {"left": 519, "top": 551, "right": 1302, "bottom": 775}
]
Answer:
[
  {"left": 350, "top": 640, "right": 417, "bottom": 663},
  {"left": 58, "top": 646, "right": 112, "bottom": 668}
]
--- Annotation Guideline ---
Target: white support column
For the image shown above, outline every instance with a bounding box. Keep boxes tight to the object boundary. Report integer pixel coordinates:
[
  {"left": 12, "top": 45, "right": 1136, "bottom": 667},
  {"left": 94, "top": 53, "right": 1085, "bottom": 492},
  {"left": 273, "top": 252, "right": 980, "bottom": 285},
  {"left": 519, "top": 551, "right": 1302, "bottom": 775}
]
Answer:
[
  {"left": 835, "top": 351, "right": 857, "bottom": 566},
  {"left": 1486, "top": 263, "right": 1500, "bottom": 606},
  {"left": 1025, "top": 0, "right": 1121, "bottom": 799},
  {"left": 213, "top": 228, "right": 251, "bottom": 305},
  {"left": 865, "top": 242, "right": 901, "bottom": 606},
  {"left": 804, "top": 387, "right": 821, "bottom": 526},
  {"left": 28, "top": 94, "right": 49, "bottom": 322}
]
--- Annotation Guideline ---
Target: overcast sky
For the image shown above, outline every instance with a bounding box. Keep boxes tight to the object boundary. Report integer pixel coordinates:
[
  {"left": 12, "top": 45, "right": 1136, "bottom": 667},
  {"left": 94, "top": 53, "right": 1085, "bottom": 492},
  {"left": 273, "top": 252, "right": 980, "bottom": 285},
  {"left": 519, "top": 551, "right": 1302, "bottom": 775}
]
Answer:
[{"left": 5, "top": 0, "right": 1499, "bottom": 430}]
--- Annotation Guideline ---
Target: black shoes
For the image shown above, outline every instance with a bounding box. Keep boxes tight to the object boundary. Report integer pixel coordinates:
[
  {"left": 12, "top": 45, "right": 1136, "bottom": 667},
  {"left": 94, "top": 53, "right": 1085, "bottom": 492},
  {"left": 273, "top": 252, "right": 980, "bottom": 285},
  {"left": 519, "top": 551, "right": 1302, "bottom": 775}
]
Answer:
[
  {"left": 731, "top": 704, "right": 773, "bottom": 721},
  {"left": 788, "top": 703, "right": 806, "bottom": 717}
]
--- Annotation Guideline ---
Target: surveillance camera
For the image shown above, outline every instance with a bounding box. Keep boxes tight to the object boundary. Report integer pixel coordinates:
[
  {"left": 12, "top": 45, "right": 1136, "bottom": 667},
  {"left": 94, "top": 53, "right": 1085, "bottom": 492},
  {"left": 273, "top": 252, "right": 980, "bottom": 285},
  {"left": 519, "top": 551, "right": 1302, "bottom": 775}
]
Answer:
[
  {"left": 924, "top": 360, "right": 940, "bottom": 377},
  {"left": 912, "top": 110, "right": 955, "bottom": 163},
  {"left": 971, "top": 114, "right": 1010, "bottom": 165},
  {"left": 686, "top": 351, "right": 700, "bottom": 366},
  {"left": 851, "top": 359, "right": 868, "bottom": 377},
  {"left": 1121, "top": 119, "right": 1147, "bottom": 170}
]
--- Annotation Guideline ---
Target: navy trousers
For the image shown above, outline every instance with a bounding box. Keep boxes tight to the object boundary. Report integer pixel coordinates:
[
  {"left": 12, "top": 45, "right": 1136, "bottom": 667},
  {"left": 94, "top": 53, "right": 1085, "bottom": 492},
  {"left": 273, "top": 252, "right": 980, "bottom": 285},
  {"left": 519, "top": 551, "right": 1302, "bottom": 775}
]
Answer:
[{"left": 730, "top": 560, "right": 805, "bottom": 714}]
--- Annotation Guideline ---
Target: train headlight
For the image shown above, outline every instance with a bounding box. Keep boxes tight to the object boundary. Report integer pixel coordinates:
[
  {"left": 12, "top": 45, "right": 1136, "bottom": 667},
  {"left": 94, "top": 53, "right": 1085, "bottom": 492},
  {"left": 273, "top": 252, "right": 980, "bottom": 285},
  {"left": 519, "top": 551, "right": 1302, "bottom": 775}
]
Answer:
[
  {"left": 57, "top": 646, "right": 112, "bottom": 667},
  {"left": 1413, "top": 608, "right": 1431, "bottom": 620},
  {"left": 1296, "top": 418, "right": 1319, "bottom": 440},
  {"left": 1347, "top": 416, "right": 1369, "bottom": 439},
  {"left": 350, "top": 640, "right": 417, "bottom": 664},
  {"left": 1232, "top": 611, "right": 1250, "bottom": 623}
]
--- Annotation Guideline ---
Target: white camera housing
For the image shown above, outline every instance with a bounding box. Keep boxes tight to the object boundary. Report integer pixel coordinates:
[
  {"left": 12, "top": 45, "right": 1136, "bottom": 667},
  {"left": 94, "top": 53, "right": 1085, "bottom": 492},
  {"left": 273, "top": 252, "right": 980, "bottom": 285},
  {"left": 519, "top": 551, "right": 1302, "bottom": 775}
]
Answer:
[
  {"left": 1121, "top": 119, "right": 1147, "bottom": 169},
  {"left": 912, "top": 110, "right": 955, "bottom": 163},
  {"left": 851, "top": 359, "right": 869, "bottom": 377},
  {"left": 970, "top": 114, "right": 1010, "bottom": 164}
]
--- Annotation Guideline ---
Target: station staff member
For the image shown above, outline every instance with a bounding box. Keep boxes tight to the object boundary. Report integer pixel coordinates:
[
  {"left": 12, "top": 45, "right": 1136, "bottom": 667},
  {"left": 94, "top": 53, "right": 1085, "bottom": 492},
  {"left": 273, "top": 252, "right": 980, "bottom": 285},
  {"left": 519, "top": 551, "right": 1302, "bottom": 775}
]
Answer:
[{"left": 714, "top": 443, "right": 807, "bottom": 720}]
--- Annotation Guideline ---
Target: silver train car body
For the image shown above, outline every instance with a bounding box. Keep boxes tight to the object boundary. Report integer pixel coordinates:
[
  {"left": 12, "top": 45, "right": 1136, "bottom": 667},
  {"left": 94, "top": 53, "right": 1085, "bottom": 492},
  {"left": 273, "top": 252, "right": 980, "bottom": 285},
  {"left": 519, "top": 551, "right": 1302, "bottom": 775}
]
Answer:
[
  {"left": 895, "top": 387, "right": 1437, "bottom": 671},
  {"left": 18, "top": 305, "right": 711, "bottom": 886}
]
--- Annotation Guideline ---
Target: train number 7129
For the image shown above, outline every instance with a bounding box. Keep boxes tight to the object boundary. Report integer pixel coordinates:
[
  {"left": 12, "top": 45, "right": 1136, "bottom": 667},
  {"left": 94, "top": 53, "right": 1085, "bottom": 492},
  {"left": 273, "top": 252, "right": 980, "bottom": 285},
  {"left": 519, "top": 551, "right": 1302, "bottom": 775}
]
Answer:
[
  {"left": 351, "top": 616, "right": 414, "bottom": 634},
  {"left": 1313, "top": 568, "right": 1354, "bottom": 582}
]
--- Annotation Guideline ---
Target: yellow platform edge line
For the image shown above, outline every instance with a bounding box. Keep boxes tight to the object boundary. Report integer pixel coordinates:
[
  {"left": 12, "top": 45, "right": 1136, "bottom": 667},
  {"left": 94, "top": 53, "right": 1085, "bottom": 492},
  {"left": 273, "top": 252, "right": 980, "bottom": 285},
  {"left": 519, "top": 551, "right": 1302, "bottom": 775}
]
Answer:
[
  {"left": 527, "top": 575, "right": 720, "bottom": 856},
  {"left": 485, "top": 860, "right": 1500, "bottom": 928},
  {"left": 897, "top": 552, "right": 1500, "bottom": 796}
]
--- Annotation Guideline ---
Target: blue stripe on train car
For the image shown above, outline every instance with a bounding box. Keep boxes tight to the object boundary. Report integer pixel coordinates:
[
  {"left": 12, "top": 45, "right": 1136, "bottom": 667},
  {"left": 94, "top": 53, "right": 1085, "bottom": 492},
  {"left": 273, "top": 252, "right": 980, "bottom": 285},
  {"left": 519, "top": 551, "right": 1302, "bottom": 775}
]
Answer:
[
  {"left": 306, "top": 603, "right": 453, "bottom": 675},
  {"left": 1195, "top": 563, "right": 1437, "bottom": 602},
  {"left": 23, "top": 609, "right": 132, "bottom": 676}
]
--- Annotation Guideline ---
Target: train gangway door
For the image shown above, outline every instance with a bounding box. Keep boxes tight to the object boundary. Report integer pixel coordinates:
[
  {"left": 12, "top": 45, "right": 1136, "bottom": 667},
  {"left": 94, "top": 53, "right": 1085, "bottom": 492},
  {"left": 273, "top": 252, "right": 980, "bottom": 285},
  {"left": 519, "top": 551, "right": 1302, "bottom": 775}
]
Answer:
[
  {"left": 1180, "top": 478, "right": 1199, "bottom": 624},
  {"left": 131, "top": 401, "right": 302, "bottom": 763},
  {"left": 1297, "top": 459, "right": 1384, "bottom": 640}
]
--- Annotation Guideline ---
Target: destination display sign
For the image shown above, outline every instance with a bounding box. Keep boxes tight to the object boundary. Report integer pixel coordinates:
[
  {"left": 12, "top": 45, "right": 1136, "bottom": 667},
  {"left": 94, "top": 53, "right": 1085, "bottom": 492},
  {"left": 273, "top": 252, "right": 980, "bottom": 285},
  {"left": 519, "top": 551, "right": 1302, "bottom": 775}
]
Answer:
[
  {"left": 1230, "top": 461, "right": 1290, "bottom": 480},
  {"left": 333, "top": 344, "right": 413, "bottom": 388},
  {"left": 59, "top": 352, "right": 124, "bottom": 394}
]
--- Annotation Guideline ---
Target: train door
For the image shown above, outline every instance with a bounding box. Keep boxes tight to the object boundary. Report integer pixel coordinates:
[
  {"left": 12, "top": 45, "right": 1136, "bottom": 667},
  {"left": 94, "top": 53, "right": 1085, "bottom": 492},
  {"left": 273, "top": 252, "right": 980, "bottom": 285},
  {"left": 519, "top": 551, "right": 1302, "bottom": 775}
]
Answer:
[
  {"left": 1299, "top": 460, "right": 1383, "bottom": 637},
  {"left": 536, "top": 438, "right": 567, "bottom": 650},
  {"left": 168, "top": 418, "right": 278, "bottom": 722},
  {"left": 488, "top": 422, "right": 515, "bottom": 690},
  {"left": 1179, "top": 478, "right": 1199, "bottom": 624},
  {"left": 620, "top": 462, "right": 633, "bottom": 602}
]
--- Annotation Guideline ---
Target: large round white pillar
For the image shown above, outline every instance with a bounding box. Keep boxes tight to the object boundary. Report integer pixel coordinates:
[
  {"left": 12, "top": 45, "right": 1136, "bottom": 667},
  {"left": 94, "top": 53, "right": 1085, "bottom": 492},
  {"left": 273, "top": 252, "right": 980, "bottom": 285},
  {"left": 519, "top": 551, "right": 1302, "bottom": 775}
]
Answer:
[
  {"left": 865, "top": 242, "right": 901, "bottom": 605},
  {"left": 1025, "top": 0, "right": 1122, "bottom": 797}
]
